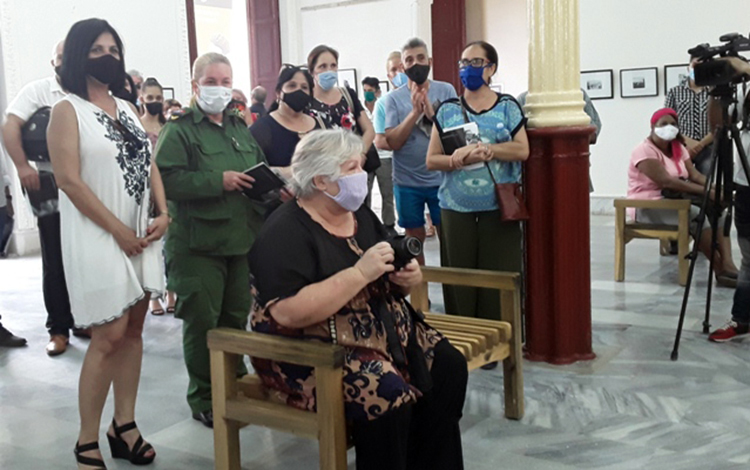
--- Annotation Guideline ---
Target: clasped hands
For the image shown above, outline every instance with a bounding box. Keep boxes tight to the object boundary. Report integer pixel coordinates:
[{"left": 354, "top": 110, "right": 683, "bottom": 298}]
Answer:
[
  {"left": 450, "top": 143, "right": 493, "bottom": 169},
  {"left": 114, "top": 212, "right": 170, "bottom": 258},
  {"left": 410, "top": 87, "right": 435, "bottom": 119}
]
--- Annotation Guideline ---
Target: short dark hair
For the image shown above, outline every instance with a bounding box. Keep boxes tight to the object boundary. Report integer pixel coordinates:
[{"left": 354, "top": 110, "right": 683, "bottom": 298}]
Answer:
[
  {"left": 165, "top": 99, "right": 182, "bottom": 109},
  {"left": 361, "top": 77, "right": 380, "bottom": 90},
  {"left": 59, "top": 18, "right": 126, "bottom": 100},
  {"left": 276, "top": 66, "right": 314, "bottom": 94},
  {"left": 307, "top": 45, "right": 339, "bottom": 71},
  {"left": 464, "top": 41, "right": 499, "bottom": 83}
]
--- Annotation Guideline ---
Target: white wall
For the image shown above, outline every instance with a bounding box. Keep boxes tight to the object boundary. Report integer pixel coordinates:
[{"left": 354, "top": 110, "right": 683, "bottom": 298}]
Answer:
[
  {"left": 580, "top": 0, "right": 750, "bottom": 199},
  {"left": 280, "top": 0, "right": 432, "bottom": 103},
  {"left": 471, "top": 0, "right": 750, "bottom": 203},
  {"left": 467, "top": 0, "right": 528, "bottom": 97},
  {"left": 0, "top": 0, "right": 192, "bottom": 254}
]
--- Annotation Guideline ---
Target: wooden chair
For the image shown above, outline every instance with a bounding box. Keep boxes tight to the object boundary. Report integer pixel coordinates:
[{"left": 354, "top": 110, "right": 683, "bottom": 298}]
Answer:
[
  {"left": 208, "top": 266, "right": 524, "bottom": 470},
  {"left": 614, "top": 198, "right": 692, "bottom": 286}
]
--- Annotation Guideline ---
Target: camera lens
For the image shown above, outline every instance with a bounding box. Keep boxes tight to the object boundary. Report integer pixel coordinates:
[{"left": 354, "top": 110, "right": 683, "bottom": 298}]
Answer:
[{"left": 405, "top": 237, "right": 422, "bottom": 256}]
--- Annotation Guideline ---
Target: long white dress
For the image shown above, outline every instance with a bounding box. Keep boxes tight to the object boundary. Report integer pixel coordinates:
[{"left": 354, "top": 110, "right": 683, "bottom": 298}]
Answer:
[{"left": 60, "top": 94, "right": 165, "bottom": 327}]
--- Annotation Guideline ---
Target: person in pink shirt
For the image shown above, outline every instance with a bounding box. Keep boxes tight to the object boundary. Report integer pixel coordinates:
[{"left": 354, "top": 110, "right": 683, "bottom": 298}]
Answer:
[{"left": 628, "top": 107, "right": 738, "bottom": 287}]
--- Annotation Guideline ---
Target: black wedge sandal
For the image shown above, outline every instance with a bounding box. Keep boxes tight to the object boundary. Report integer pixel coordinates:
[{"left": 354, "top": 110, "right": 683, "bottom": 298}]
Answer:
[
  {"left": 75, "top": 441, "right": 107, "bottom": 469},
  {"left": 106, "top": 419, "right": 156, "bottom": 465}
]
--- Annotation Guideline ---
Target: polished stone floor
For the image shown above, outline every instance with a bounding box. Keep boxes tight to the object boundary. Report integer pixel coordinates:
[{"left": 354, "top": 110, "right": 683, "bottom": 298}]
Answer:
[{"left": 2, "top": 215, "right": 750, "bottom": 469}]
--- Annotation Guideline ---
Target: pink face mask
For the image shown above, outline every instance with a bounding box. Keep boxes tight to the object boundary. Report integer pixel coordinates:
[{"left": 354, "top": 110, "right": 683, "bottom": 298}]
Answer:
[{"left": 324, "top": 171, "right": 368, "bottom": 212}]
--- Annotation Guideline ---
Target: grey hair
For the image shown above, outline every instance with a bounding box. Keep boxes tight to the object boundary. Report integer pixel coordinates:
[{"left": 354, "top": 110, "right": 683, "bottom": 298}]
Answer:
[
  {"left": 127, "top": 69, "right": 143, "bottom": 80},
  {"left": 291, "top": 129, "right": 364, "bottom": 198},
  {"left": 402, "top": 37, "right": 429, "bottom": 54}
]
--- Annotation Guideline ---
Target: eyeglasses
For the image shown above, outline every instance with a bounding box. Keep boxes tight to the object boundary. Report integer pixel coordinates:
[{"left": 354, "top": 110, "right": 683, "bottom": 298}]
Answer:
[{"left": 458, "top": 58, "right": 492, "bottom": 68}]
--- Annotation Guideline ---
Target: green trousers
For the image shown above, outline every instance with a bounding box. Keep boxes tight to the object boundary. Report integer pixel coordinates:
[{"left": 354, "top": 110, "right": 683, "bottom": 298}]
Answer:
[
  {"left": 440, "top": 209, "right": 522, "bottom": 320},
  {"left": 167, "top": 252, "right": 251, "bottom": 414}
]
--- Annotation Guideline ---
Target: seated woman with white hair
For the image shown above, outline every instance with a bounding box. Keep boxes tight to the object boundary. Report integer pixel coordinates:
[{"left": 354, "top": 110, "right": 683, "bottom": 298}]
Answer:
[{"left": 249, "top": 129, "right": 468, "bottom": 470}]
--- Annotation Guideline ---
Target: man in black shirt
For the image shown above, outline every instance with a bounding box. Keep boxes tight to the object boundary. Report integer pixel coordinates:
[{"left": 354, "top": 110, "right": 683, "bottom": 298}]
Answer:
[
  {"left": 665, "top": 53, "right": 714, "bottom": 175},
  {"left": 250, "top": 86, "right": 268, "bottom": 118}
]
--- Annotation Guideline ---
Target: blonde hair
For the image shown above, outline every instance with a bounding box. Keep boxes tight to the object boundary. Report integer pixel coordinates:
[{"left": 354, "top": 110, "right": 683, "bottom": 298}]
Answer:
[
  {"left": 192, "top": 52, "right": 232, "bottom": 80},
  {"left": 386, "top": 51, "right": 401, "bottom": 70},
  {"left": 190, "top": 52, "right": 232, "bottom": 105}
]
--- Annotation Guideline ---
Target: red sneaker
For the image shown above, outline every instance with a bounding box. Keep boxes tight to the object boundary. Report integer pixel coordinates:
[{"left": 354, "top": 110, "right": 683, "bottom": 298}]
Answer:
[{"left": 708, "top": 321, "right": 750, "bottom": 343}]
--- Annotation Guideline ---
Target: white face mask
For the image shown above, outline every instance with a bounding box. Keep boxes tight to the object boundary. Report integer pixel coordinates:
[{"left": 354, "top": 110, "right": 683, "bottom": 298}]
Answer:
[
  {"left": 654, "top": 124, "right": 680, "bottom": 142},
  {"left": 197, "top": 85, "right": 232, "bottom": 114}
]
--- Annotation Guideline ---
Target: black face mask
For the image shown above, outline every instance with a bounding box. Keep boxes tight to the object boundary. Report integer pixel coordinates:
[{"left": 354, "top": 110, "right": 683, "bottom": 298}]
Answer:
[
  {"left": 86, "top": 55, "right": 123, "bottom": 85},
  {"left": 145, "top": 102, "right": 164, "bottom": 116},
  {"left": 282, "top": 89, "right": 310, "bottom": 113},
  {"left": 54, "top": 65, "right": 62, "bottom": 78},
  {"left": 405, "top": 64, "right": 431, "bottom": 86}
]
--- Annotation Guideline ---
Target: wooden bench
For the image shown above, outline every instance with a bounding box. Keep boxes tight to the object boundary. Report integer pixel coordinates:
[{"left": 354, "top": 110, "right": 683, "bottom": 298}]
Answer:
[
  {"left": 208, "top": 266, "right": 524, "bottom": 470},
  {"left": 614, "top": 198, "right": 692, "bottom": 286}
]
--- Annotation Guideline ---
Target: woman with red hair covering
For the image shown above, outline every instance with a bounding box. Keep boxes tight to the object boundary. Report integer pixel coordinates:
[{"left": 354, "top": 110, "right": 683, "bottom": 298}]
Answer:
[{"left": 627, "top": 107, "right": 738, "bottom": 287}]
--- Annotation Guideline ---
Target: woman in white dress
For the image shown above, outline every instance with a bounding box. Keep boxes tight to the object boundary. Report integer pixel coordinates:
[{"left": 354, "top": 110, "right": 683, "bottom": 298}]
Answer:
[{"left": 48, "top": 19, "right": 168, "bottom": 470}]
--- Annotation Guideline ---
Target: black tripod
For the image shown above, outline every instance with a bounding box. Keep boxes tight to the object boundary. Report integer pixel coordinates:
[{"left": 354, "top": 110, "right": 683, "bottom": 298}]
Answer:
[{"left": 671, "top": 85, "right": 750, "bottom": 361}]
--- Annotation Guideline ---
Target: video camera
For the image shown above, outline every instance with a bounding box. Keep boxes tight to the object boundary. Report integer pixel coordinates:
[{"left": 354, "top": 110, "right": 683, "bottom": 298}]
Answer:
[{"left": 690, "top": 33, "right": 750, "bottom": 87}]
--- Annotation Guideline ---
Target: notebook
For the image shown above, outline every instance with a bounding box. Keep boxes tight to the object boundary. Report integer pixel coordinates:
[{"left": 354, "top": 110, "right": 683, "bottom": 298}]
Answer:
[{"left": 241, "top": 162, "right": 287, "bottom": 202}]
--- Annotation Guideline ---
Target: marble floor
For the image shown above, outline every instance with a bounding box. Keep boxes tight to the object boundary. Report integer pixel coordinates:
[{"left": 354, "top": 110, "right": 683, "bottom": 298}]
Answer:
[{"left": 2, "top": 215, "right": 750, "bottom": 469}]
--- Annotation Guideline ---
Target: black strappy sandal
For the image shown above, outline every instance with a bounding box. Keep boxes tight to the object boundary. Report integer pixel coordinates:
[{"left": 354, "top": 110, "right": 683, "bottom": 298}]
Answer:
[
  {"left": 75, "top": 441, "right": 106, "bottom": 469},
  {"left": 106, "top": 419, "right": 155, "bottom": 465}
]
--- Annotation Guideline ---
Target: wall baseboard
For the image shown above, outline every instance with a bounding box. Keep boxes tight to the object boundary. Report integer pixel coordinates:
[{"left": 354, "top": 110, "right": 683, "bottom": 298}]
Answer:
[
  {"left": 590, "top": 196, "right": 616, "bottom": 216},
  {"left": 7, "top": 227, "right": 40, "bottom": 256}
]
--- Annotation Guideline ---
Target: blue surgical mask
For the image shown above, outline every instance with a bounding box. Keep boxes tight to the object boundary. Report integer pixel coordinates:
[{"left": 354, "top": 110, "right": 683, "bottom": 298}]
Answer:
[
  {"left": 324, "top": 171, "right": 368, "bottom": 212},
  {"left": 689, "top": 67, "right": 695, "bottom": 82},
  {"left": 460, "top": 65, "right": 488, "bottom": 91},
  {"left": 317, "top": 71, "right": 338, "bottom": 91},
  {"left": 391, "top": 72, "right": 408, "bottom": 88}
]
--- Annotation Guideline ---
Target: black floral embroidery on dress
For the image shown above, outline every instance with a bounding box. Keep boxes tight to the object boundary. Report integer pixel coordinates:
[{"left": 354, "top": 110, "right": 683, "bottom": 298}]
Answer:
[{"left": 96, "top": 110, "right": 151, "bottom": 205}]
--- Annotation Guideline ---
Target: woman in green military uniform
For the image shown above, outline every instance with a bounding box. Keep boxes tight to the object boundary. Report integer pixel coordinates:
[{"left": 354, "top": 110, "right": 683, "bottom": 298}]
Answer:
[{"left": 155, "top": 52, "right": 264, "bottom": 427}]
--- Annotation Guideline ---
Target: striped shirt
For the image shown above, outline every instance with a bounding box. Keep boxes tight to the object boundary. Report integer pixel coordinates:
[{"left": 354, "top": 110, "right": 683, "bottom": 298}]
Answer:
[{"left": 664, "top": 81, "right": 710, "bottom": 141}]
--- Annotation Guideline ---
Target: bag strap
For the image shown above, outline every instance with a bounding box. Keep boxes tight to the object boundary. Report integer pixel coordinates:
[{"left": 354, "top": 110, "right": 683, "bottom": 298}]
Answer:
[
  {"left": 338, "top": 87, "right": 355, "bottom": 114},
  {"left": 312, "top": 112, "right": 326, "bottom": 130}
]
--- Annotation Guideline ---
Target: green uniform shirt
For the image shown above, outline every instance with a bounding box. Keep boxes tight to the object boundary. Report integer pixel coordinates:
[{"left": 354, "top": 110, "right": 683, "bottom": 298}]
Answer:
[{"left": 155, "top": 105, "right": 265, "bottom": 256}]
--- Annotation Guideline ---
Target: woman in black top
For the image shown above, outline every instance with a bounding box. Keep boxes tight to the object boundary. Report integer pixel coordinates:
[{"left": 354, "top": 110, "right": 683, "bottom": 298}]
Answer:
[
  {"left": 306, "top": 45, "right": 375, "bottom": 157},
  {"left": 249, "top": 129, "right": 467, "bottom": 470},
  {"left": 250, "top": 65, "right": 326, "bottom": 180}
]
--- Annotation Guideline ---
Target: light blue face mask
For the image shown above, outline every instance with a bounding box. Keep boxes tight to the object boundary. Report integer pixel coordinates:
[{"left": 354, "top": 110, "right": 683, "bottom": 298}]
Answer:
[
  {"left": 317, "top": 71, "right": 339, "bottom": 91},
  {"left": 689, "top": 67, "right": 695, "bottom": 82},
  {"left": 391, "top": 72, "right": 408, "bottom": 88}
]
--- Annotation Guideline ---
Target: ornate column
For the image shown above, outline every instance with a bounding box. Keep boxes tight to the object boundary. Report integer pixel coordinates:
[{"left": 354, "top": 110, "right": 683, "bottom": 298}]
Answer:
[{"left": 523, "top": 0, "right": 596, "bottom": 364}]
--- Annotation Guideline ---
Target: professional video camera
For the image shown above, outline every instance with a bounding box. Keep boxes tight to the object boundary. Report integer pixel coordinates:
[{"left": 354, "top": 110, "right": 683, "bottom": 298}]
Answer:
[
  {"left": 673, "top": 34, "right": 750, "bottom": 361},
  {"left": 689, "top": 33, "right": 750, "bottom": 87}
]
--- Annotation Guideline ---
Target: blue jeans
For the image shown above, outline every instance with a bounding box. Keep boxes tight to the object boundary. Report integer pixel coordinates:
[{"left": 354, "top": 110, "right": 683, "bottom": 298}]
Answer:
[{"left": 732, "top": 185, "right": 750, "bottom": 325}]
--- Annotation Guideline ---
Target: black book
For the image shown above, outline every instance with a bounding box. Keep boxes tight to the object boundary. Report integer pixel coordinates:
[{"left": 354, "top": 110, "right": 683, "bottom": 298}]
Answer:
[
  {"left": 439, "top": 121, "right": 481, "bottom": 155},
  {"left": 242, "top": 162, "right": 287, "bottom": 201}
]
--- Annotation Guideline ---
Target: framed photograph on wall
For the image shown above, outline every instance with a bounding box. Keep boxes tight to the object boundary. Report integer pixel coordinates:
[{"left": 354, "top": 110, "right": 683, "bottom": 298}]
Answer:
[
  {"left": 664, "top": 64, "right": 689, "bottom": 94},
  {"left": 620, "top": 67, "right": 659, "bottom": 98},
  {"left": 163, "top": 87, "right": 175, "bottom": 101},
  {"left": 379, "top": 80, "right": 391, "bottom": 93},
  {"left": 338, "top": 68, "right": 358, "bottom": 94},
  {"left": 580, "top": 70, "right": 613, "bottom": 100}
]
